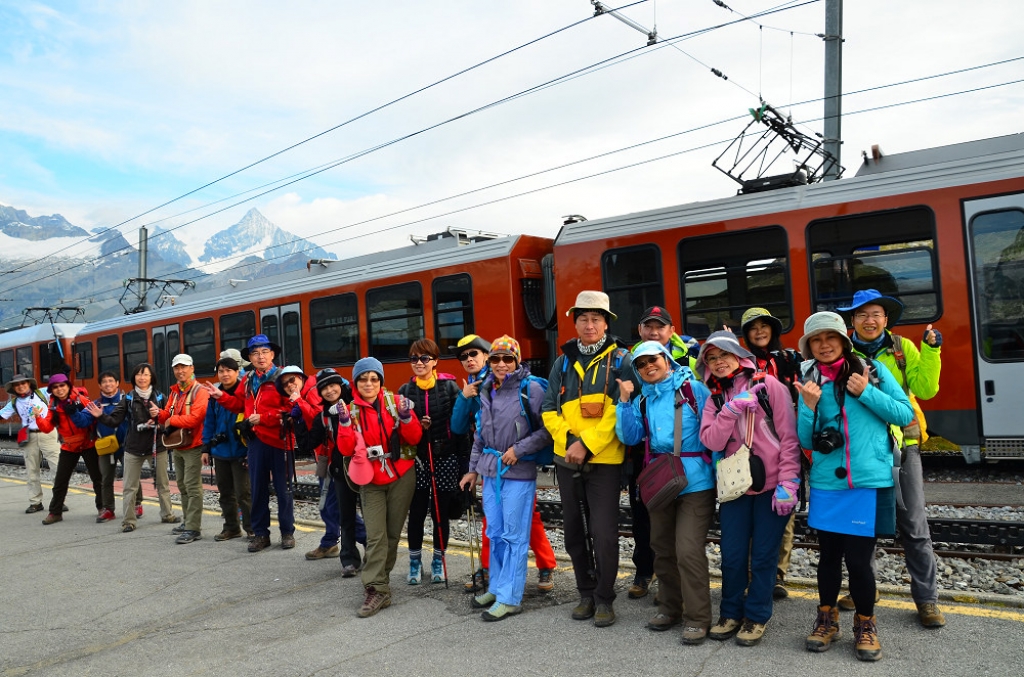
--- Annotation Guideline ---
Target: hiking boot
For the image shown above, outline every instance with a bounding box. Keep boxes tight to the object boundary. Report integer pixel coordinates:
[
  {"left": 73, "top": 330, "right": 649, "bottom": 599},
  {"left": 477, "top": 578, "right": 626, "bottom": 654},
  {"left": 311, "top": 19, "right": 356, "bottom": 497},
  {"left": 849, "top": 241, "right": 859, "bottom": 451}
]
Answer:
[
  {"left": 773, "top": 573, "right": 789, "bottom": 600},
  {"left": 916, "top": 602, "right": 946, "bottom": 628},
  {"left": 96, "top": 509, "right": 116, "bottom": 523},
  {"left": 735, "top": 619, "right": 767, "bottom": 646},
  {"left": 135, "top": 505, "right": 144, "bottom": 518},
  {"left": 709, "top": 617, "right": 742, "bottom": 641},
  {"left": 680, "top": 625, "right": 707, "bottom": 645},
  {"left": 171, "top": 524, "right": 186, "bottom": 535},
  {"left": 248, "top": 535, "right": 271, "bottom": 553},
  {"left": 161, "top": 515, "right": 181, "bottom": 524},
  {"left": 61, "top": 504, "right": 69, "bottom": 512},
  {"left": 305, "top": 544, "right": 340, "bottom": 560},
  {"left": 26, "top": 503, "right": 44, "bottom": 514},
  {"left": 571, "top": 597, "right": 595, "bottom": 621},
  {"left": 357, "top": 587, "right": 392, "bottom": 618},
  {"left": 647, "top": 613, "right": 681, "bottom": 632},
  {"left": 280, "top": 533, "right": 296, "bottom": 549},
  {"left": 471, "top": 592, "right": 496, "bottom": 609},
  {"left": 806, "top": 605, "right": 840, "bottom": 652},
  {"left": 482, "top": 602, "right": 522, "bottom": 622},
  {"left": 464, "top": 567, "right": 488, "bottom": 593},
  {"left": 41, "top": 512, "right": 63, "bottom": 525},
  {"left": 593, "top": 603, "right": 616, "bottom": 628},
  {"left": 853, "top": 613, "right": 882, "bottom": 661},
  {"left": 341, "top": 564, "right": 359, "bottom": 578},
  {"left": 431, "top": 555, "right": 444, "bottom": 583},
  {"left": 628, "top": 575, "right": 652, "bottom": 599},
  {"left": 837, "top": 589, "right": 879, "bottom": 611},
  {"left": 408, "top": 557, "right": 422, "bottom": 585},
  {"left": 215, "top": 530, "right": 243, "bottom": 542},
  {"left": 122, "top": 524, "right": 137, "bottom": 533},
  {"left": 175, "top": 530, "right": 201, "bottom": 544},
  {"left": 537, "top": 568, "right": 554, "bottom": 593}
]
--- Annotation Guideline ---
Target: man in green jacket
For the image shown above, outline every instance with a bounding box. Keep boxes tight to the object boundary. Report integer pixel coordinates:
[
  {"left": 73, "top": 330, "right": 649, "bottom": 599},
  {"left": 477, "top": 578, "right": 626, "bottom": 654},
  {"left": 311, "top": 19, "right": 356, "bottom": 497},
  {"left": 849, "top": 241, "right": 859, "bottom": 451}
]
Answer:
[{"left": 838, "top": 289, "right": 945, "bottom": 629}]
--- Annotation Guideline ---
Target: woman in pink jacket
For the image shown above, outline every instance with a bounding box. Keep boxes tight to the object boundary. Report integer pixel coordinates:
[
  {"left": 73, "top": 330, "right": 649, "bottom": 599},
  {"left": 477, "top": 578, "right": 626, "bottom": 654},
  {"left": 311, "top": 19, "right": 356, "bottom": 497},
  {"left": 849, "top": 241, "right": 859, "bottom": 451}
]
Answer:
[{"left": 697, "top": 330, "right": 802, "bottom": 647}]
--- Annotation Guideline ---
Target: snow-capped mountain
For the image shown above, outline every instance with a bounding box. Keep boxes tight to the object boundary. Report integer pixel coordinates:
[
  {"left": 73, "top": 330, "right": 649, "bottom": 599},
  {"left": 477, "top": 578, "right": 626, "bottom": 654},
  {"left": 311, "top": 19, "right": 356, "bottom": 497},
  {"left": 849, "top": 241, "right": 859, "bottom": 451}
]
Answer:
[
  {"left": 0, "top": 205, "right": 90, "bottom": 240},
  {"left": 199, "top": 208, "right": 330, "bottom": 264},
  {"left": 149, "top": 225, "right": 194, "bottom": 268}
]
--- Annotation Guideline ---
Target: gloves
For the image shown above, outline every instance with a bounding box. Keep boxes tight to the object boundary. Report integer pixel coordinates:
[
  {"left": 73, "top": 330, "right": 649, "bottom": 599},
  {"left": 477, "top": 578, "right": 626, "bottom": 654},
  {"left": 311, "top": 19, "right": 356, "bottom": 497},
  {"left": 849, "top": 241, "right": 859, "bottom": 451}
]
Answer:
[
  {"left": 290, "top": 404, "right": 302, "bottom": 419},
  {"left": 396, "top": 395, "right": 414, "bottom": 422},
  {"left": 727, "top": 382, "right": 766, "bottom": 413},
  {"left": 772, "top": 478, "right": 800, "bottom": 516},
  {"left": 924, "top": 326, "right": 942, "bottom": 348},
  {"left": 328, "top": 403, "right": 351, "bottom": 425}
]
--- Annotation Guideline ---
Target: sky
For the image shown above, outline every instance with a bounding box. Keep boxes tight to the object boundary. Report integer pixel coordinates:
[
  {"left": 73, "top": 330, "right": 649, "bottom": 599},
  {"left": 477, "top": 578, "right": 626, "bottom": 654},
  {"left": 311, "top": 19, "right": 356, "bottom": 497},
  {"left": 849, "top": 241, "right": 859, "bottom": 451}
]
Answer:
[{"left": 1, "top": 0, "right": 1022, "bottom": 275}]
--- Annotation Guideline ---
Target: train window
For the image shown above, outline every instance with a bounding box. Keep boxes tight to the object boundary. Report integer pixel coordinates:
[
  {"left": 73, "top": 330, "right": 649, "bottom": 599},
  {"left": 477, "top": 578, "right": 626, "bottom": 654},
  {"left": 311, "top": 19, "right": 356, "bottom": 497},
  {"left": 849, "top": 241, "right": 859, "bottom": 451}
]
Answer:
[
  {"left": 602, "top": 245, "right": 664, "bottom": 344},
  {"left": 367, "top": 282, "right": 424, "bottom": 362},
  {"left": 678, "top": 227, "right": 791, "bottom": 339},
  {"left": 74, "top": 342, "right": 94, "bottom": 380},
  {"left": 0, "top": 349, "right": 14, "bottom": 386},
  {"left": 808, "top": 206, "right": 939, "bottom": 322},
  {"left": 16, "top": 346, "right": 33, "bottom": 379},
  {"left": 282, "top": 310, "right": 302, "bottom": 369},
  {"left": 310, "top": 293, "right": 359, "bottom": 366},
  {"left": 122, "top": 330, "right": 148, "bottom": 376},
  {"left": 39, "top": 342, "right": 67, "bottom": 381},
  {"left": 97, "top": 335, "right": 120, "bottom": 380},
  {"left": 433, "top": 274, "right": 474, "bottom": 357},
  {"left": 220, "top": 311, "right": 256, "bottom": 353},
  {"left": 969, "top": 208, "right": 1024, "bottom": 362},
  {"left": 183, "top": 318, "right": 216, "bottom": 376}
]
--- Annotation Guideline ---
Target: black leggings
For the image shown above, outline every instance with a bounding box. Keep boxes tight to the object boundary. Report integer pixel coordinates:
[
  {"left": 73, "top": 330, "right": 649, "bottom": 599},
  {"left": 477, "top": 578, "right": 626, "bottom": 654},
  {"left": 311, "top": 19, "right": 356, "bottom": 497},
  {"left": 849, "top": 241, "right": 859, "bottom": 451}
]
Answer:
[
  {"left": 817, "top": 529, "right": 878, "bottom": 615},
  {"left": 49, "top": 448, "right": 103, "bottom": 514},
  {"left": 407, "top": 485, "right": 456, "bottom": 554}
]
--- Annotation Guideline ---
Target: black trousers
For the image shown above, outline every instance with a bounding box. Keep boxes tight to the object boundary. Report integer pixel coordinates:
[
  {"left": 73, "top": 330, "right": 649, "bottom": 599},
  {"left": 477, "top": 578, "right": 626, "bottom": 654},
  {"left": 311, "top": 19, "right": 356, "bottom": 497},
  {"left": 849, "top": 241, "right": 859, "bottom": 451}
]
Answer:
[
  {"left": 407, "top": 485, "right": 456, "bottom": 553},
  {"left": 556, "top": 462, "right": 623, "bottom": 605},
  {"left": 49, "top": 448, "right": 102, "bottom": 514},
  {"left": 817, "top": 529, "right": 878, "bottom": 615},
  {"left": 627, "top": 445, "right": 655, "bottom": 578},
  {"left": 332, "top": 474, "right": 362, "bottom": 568}
]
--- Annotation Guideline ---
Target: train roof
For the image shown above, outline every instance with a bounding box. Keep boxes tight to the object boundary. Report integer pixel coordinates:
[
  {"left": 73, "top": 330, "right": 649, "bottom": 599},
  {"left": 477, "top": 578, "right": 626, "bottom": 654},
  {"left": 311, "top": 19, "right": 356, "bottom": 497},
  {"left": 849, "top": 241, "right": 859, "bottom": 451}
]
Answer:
[
  {"left": 555, "top": 133, "right": 1024, "bottom": 246},
  {"left": 78, "top": 232, "right": 543, "bottom": 335},
  {"left": 0, "top": 323, "right": 86, "bottom": 349}
]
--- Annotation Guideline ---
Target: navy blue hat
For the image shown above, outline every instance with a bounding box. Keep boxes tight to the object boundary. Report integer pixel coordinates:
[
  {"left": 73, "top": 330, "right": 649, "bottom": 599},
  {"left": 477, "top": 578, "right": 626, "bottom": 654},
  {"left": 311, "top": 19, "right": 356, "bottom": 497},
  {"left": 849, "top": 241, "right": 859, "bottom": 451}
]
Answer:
[
  {"left": 241, "top": 334, "right": 282, "bottom": 360},
  {"left": 352, "top": 357, "right": 384, "bottom": 384},
  {"left": 315, "top": 368, "right": 348, "bottom": 392},
  {"left": 836, "top": 289, "right": 904, "bottom": 326}
]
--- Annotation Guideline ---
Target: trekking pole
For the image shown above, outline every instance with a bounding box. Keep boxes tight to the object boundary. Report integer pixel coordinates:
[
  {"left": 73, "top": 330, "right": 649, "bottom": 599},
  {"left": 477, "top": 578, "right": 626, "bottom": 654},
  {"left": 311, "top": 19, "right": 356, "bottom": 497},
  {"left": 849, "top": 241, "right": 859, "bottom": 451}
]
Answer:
[
  {"left": 466, "top": 486, "right": 477, "bottom": 584},
  {"left": 572, "top": 468, "right": 598, "bottom": 582},
  {"left": 423, "top": 395, "right": 448, "bottom": 588}
]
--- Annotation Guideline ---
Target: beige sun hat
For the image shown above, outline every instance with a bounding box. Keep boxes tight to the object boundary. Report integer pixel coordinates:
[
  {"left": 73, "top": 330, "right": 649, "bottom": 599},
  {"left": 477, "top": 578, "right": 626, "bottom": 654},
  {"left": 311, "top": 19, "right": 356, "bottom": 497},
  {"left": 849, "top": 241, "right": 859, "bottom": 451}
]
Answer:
[
  {"left": 798, "top": 311, "right": 854, "bottom": 359},
  {"left": 565, "top": 290, "right": 618, "bottom": 321}
]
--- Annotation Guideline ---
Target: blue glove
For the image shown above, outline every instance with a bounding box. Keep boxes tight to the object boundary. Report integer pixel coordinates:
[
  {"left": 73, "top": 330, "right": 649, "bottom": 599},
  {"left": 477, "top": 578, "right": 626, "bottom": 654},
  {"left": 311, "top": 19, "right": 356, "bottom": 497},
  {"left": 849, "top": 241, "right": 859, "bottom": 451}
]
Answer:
[
  {"left": 923, "top": 325, "right": 942, "bottom": 348},
  {"left": 290, "top": 404, "right": 302, "bottom": 419},
  {"left": 772, "top": 478, "right": 800, "bottom": 516}
]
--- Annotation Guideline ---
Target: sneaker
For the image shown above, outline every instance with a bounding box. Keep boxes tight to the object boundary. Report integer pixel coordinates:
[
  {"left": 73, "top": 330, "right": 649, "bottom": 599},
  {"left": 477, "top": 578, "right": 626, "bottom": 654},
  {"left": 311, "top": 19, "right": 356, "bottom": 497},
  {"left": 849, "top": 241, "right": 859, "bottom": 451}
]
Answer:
[
  {"left": 305, "top": 545, "right": 339, "bottom": 560},
  {"left": 593, "top": 603, "right": 616, "bottom": 628},
  {"left": 464, "top": 568, "right": 488, "bottom": 593},
  {"left": 248, "top": 535, "right": 271, "bottom": 552},
  {"left": 773, "top": 574, "right": 789, "bottom": 600},
  {"left": 61, "top": 504, "right": 70, "bottom": 512},
  {"left": 837, "top": 589, "right": 880, "bottom": 611},
  {"left": 853, "top": 613, "right": 882, "bottom": 661},
  {"left": 25, "top": 503, "right": 44, "bottom": 514},
  {"left": 357, "top": 587, "right": 392, "bottom": 618},
  {"left": 628, "top": 575, "right": 652, "bottom": 599},
  {"left": 161, "top": 515, "right": 181, "bottom": 524},
  {"left": 175, "top": 530, "right": 202, "bottom": 544},
  {"left": 571, "top": 597, "right": 595, "bottom": 621},
  {"left": 281, "top": 533, "right": 296, "bottom": 549},
  {"left": 709, "top": 617, "right": 742, "bottom": 641},
  {"left": 96, "top": 509, "right": 116, "bottom": 523},
  {"left": 916, "top": 602, "right": 946, "bottom": 628},
  {"left": 471, "top": 592, "right": 496, "bottom": 609},
  {"left": 537, "top": 568, "right": 554, "bottom": 593},
  {"left": 135, "top": 505, "right": 144, "bottom": 518},
  {"left": 215, "top": 530, "right": 243, "bottom": 542},
  {"left": 341, "top": 564, "right": 360, "bottom": 578},
  {"left": 680, "top": 625, "right": 707, "bottom": 645},
  {"left": 482, "top": 602, "right": 522, "bottom": 622},
  {"left": 806, "top": 605, "right": 840, "bottom": 652},
  {"left": 122, "top": 524, "right": 137, "bottom": 533},
  {"left": 647, "top": 613, "right": 681, "bottom": 632},
  {"left": 42, "top": 513, "right": 62, "bottom": 525},
  {"left": 735, "top": 619, "right": 767, "bottom": 646},
  {"left": 408, "top": 558, "right": 422, "bottom": 585},
  {"left": 171, "top": 524, "right": 186, "bottom": 535},
  {"left": 431, "top": 556, "right": 444, "bottom": 583}
]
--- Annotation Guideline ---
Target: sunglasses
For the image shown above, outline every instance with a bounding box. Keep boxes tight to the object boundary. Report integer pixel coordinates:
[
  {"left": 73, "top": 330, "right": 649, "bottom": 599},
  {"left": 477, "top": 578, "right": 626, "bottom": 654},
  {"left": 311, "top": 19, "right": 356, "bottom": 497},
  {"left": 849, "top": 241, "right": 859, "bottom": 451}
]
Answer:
[
  {"left": 409, "top": 355, "right": 436, "bottom": 364},
  {"left": 488, "top": 355, "right": 517, "bottom": 365},
  {"left": 459, "top": 350, "right": 481, "bottom": 362},
  {"left": 633, "top": 355, "right": 662, "bottom": 369}
]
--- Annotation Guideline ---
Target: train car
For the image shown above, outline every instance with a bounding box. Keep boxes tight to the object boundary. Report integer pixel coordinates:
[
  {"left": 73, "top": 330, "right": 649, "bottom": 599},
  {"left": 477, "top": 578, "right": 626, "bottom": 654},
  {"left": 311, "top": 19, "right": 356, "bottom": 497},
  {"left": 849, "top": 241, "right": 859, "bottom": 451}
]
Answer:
[
  {"left": 551, "top": 133, "right": 1024, "bottom": 462},
  {"left": 71, "top": 230, "right": 554, "bottom": 397},
  {"left": 0, "top": 323, "right": 85, "bottom": 429}
]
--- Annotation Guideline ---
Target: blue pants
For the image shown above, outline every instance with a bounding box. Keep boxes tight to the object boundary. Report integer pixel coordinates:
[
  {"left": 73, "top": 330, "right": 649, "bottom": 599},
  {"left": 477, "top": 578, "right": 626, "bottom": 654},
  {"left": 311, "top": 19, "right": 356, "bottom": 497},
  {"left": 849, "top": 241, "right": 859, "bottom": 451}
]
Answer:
[
  {"left": 320, "top": 475, "right": 366, "bottom": 568},
  {"left": 248, "top": 438, "right": 294, "bottom": 538},
  {"left": 718, "top": 491, "right": 790, "bottom": 624},
  {"left": 483, "top": 476, "right": 536, "bottom": 606}
]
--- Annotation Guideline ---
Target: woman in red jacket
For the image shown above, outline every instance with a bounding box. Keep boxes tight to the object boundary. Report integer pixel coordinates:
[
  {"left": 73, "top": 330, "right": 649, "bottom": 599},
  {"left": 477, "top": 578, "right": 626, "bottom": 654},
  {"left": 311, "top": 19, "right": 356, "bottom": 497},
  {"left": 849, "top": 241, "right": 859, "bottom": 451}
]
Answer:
[
  {"left": 336, "top": 357, "right": 421, "bottom": 618},
  {"left": 36, "top": 373, "right": 103, "bottom": 525}
]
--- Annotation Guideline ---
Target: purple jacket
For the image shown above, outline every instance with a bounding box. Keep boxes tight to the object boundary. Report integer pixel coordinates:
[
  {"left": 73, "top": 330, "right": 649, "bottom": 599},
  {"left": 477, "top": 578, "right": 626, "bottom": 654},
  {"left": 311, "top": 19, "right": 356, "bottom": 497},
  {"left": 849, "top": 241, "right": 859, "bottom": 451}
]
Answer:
[
  {"left": 469, "top": 365, "right": 551, "bottom": 481},
  {"left": 699, "top": 368, "right": 801, "bottom": 495}
]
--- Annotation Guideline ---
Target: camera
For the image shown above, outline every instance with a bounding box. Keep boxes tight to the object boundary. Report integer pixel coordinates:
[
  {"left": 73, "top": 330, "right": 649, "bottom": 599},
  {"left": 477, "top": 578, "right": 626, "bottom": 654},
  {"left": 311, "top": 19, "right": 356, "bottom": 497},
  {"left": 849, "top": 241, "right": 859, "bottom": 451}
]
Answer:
[
  {"left": 211, "top": 433, "right": 228, "bottom": 447},
  {"left": 812, "top": 427, "right": 844, "bottom": 454},
  {"left": 366, "top": 444, "right": 385, "bottom": 460},
  {"left": 235, "top": 419, "right": 256, "bottom": 441}
]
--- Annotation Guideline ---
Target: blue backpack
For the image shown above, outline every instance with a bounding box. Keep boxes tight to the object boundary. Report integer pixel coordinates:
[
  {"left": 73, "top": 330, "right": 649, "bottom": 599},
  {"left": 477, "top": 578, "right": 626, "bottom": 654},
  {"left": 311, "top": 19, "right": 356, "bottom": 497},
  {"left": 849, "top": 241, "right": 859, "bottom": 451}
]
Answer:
[{"left": 489, "top": 375, "right": 554, "bottom": 467}]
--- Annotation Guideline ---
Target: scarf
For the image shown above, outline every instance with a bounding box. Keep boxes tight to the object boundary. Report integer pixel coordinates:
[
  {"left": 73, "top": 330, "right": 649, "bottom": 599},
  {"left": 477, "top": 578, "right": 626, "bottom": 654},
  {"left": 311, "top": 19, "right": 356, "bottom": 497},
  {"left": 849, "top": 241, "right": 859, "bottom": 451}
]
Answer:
[
  {"left": 248, "top": 365, "right": 280, "bottom": 397},
  {"left": 577, "top": 334, "right": 608, "bottom": 356},
  {"left": 415, "top": 369, "right": 437, "bottom": 390},
  {"left": 134, "top": 386, "right": 153, "bottom": 400},
  {"left": 819, "top": 357, "right": 846, "bottom": 383},
  {"left": 707, "top": 365, "right": 746, "bottom": 397},
  {"left": 851, "top": 331, "right": 890, "bottom": 358}
]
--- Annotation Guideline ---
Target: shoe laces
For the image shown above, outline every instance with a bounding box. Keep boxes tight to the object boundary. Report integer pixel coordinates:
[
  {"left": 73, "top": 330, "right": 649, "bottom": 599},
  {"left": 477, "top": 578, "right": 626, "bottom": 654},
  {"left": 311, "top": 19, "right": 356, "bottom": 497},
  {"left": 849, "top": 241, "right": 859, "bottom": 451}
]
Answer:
[
  {"left": 856, "top": 616, "right": 877, "bottom": 642},
  {"left": 740, "top": 620, "right": 757, "bottom": 634},
  {"left": 810, "top": 610, "right": 835, "bottom": 638}
]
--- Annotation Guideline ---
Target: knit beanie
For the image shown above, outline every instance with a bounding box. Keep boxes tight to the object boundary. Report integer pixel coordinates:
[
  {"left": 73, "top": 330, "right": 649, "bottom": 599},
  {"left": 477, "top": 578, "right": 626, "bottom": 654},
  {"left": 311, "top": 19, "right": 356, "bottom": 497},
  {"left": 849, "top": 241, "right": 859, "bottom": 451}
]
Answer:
[
  {"left": 489, "top": 335, "right": 521, "bottom": 364},
  {"left": 352, "top": 357, "right": 385, "bottom": 384}
]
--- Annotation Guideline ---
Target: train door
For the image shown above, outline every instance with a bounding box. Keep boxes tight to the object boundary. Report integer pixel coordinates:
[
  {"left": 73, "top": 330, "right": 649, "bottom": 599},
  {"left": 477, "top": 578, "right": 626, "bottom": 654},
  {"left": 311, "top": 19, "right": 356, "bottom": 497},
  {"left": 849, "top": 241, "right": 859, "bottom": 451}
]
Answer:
[
  {"left": 152, "top": 324, "right": 180, "bottom": 393},
  {"left": 260, "top": 303, "right": 303, "bottom": 368},
  {"left": 964, "top": 193, "right": 1024, "bottom": 459}
]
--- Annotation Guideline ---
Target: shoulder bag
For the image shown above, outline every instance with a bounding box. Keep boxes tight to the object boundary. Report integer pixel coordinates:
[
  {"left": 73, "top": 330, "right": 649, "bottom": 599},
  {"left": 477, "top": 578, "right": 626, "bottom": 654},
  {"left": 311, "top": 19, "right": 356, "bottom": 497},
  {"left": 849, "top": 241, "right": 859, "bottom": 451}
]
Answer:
[
  {"left": 637, "top": 387, "right": 692, "bottom": 512},
  {"left": 162, "top": 384, "right": 198, "bottom": 449},
  {"left": 716, "top": 411, "right": 756, "bottom": 503}
]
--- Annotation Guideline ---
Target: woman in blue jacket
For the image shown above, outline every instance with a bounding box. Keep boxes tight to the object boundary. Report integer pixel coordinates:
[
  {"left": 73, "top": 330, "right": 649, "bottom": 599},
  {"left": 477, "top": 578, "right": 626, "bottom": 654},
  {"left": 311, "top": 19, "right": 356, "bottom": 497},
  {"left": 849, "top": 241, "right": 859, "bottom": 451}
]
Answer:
[
  {"left": 201, "top": 355, "right": 252, "bottom": 541},
  {"left": 616, "top": 341, "right": 715, "bottom": 646},
  {"left": 795, "top": 312, "right": 913, "bottom": 662}
]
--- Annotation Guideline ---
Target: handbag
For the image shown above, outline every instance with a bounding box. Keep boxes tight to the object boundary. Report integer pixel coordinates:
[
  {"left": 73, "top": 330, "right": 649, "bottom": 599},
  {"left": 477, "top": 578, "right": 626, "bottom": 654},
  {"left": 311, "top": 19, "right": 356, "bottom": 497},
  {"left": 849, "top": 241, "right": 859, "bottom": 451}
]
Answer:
[
  {"left": 637, "top": 387, "right": 690, "bottom": 512},
  {"left": 95, "top": 434, "right": 119, "bottom": 456},
  {"left": 716, "top": 411, "right": 756, "bottom": 503},
  {"left": 161, "top": 384, "right": 198, "bottom": 449}
]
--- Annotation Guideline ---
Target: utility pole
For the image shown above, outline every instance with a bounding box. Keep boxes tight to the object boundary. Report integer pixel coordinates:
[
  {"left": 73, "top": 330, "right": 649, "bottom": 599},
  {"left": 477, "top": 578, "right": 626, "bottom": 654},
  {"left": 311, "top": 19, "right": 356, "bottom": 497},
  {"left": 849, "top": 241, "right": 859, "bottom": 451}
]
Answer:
[
  {"left": 823, "top": 0, "right": 843, "bottom": 180},
  {"left": 138, "top": 226, "right": 149, "bottom": 311}
]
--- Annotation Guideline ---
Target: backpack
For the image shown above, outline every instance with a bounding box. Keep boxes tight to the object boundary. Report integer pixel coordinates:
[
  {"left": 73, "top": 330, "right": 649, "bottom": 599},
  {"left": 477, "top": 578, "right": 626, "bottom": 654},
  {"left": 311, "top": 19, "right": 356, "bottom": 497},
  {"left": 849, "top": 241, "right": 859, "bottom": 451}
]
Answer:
[{"left": 509, "top": 375, "right": 554, "bottom": 467}]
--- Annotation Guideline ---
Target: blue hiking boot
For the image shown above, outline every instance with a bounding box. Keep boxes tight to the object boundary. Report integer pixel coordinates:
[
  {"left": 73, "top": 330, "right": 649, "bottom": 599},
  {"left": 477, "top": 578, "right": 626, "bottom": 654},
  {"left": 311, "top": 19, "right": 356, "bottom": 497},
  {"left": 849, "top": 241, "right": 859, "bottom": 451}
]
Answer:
[
  {"left": 431, "top": 555, "right": 444, "bottom": 583},
  {"left": 408, "top": 557, "right": 422, "bottom": 585}
]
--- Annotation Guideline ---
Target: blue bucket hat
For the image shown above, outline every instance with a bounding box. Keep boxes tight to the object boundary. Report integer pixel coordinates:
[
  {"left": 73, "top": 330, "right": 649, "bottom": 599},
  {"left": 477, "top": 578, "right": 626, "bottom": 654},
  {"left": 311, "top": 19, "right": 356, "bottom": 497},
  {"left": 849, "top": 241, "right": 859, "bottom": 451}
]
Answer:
[
  {"left": 241, "top": 334, "right": 282, "bottom": 360},
  {"left": 352, "top": 357, "right": 384, "bottom": 384},
  {"left": 836, "top": 289, "right": 904, "bottom": 326}
]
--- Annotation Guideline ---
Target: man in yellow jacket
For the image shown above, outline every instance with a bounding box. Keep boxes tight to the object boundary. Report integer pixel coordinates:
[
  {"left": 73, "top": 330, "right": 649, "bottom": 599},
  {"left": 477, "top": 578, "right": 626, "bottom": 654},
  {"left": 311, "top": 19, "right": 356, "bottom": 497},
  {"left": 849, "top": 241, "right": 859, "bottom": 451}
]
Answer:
[{"left": 543, "top": 291, "right": 634, "bottom": 628}]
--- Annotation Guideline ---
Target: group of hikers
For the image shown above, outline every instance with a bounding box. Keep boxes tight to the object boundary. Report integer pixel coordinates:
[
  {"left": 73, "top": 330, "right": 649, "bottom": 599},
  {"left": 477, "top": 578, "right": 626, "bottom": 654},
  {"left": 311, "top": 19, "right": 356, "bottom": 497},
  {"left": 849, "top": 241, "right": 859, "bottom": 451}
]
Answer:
[{"left": 5, "top": 286, "right": 945, "bottom": 661}]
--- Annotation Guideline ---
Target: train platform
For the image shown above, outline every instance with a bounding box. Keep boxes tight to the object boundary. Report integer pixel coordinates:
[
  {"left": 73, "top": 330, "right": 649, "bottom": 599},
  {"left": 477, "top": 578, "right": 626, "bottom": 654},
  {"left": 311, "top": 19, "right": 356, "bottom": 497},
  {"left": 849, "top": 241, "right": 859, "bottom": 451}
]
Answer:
[{"left": 3, "top": 475, "right": 1023, "bottom": 677}]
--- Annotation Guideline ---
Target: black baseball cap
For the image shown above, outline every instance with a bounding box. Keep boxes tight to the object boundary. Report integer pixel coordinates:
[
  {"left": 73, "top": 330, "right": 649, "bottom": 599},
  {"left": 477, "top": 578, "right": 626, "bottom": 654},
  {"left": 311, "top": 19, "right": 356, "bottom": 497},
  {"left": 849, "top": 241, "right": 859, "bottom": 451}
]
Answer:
[{"left": 639, "top": 306, "right": 673, "bottom": 326}]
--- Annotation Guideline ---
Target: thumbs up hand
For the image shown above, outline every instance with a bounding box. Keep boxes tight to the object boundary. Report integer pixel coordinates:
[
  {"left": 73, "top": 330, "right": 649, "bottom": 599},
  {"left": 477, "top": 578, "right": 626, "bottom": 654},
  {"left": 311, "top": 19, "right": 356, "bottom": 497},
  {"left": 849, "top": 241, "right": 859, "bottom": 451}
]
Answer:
[
  {"left": 923, "top": 324, "right": 942, "bottom": 348},
  {"left": 846, "top": 366, "right": 871, "bottom": 397}
]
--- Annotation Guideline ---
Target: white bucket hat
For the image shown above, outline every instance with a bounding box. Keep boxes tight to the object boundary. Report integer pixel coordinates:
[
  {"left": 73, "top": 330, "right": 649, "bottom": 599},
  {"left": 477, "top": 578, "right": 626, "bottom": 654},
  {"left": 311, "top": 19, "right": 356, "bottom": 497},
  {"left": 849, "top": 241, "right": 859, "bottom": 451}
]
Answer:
[
  {"left": 565, "top": 290, "right": 618, "bottom": 321},
  {"left": 798, "top": 311, "right": 854, "bottom": 359}
]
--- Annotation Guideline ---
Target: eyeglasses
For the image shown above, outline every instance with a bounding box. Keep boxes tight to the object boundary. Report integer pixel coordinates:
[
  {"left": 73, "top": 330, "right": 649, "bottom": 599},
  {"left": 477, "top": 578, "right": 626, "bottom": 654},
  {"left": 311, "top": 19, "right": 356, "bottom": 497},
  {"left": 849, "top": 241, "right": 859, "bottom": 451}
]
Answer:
[
  {"left": 853, "top": 311, "right": 886, "bottom": 321},
  {"left": 409, "top": 355, "right": 436, "bottom": 364},
  {"left": 357, "top": 374, "right": 381, "bottom": 383},
  {"left": 704, "top": 353, "right": 733, "bottom": 364},
  {"left": 633, "top": 355, "right": 662, "bottom": 369},
  {"left": 459, "top": 350, "right": 481, "bottom": 362},
  {"left": 249, "top": 348, "right": 273, "bottom": 357},
  {"left": 488, "top": 355, "right": 517, "bottom": 365}
]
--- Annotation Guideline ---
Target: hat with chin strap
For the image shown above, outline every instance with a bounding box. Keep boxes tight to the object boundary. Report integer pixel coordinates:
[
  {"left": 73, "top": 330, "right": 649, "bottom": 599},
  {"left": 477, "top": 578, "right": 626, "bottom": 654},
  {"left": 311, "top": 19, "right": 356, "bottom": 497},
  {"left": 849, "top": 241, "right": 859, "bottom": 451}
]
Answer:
[{"left": 836, "top": 289, "right": 904, "bottom": 326}]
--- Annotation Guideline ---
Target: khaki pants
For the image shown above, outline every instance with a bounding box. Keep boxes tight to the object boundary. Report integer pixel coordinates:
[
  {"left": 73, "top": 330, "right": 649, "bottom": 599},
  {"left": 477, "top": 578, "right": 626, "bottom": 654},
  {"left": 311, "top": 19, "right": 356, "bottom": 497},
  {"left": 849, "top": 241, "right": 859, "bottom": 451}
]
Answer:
[
  {"left": 173, "top": 448, "right": 204, "bottom": 532},
  {"left": 360, "top": 470, "right": 416, "bottom": 595},
  {"left": 23, "top": 429, "right": 61, "bottom": 506},
  {"left": 122, "top": 452, "right": 174, "bottom": 527},
  {"left": 649, "top": 488, "right": 716, "bottom": 629}
]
